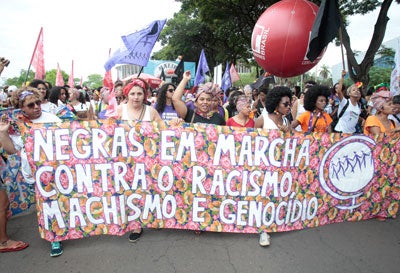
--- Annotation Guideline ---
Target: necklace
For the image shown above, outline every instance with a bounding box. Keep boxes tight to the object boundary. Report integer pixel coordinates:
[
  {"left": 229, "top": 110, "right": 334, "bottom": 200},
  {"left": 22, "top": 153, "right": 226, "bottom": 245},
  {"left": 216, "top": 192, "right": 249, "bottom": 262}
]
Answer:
[{"left": 130, "top": 105, "right": 145, "bottom": 121}]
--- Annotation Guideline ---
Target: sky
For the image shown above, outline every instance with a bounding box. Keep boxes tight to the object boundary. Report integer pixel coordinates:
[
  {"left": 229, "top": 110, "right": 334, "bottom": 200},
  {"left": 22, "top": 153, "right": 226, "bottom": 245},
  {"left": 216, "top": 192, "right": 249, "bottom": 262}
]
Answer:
[{"left": 1, "top": 1, "right": 400, "bottom": 83}]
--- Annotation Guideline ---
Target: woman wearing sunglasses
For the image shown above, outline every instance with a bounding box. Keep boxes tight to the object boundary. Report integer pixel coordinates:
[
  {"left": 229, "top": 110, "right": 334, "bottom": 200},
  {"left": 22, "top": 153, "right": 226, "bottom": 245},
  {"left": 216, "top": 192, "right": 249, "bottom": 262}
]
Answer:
[
  {"left": 254, "top": 86, "right": 292, "bottom": 134},
  {"left": 154, "top": 83, "right": 179, "bottom": 121},
  {"left": 10, "top": 87, "right": 63, "bottom": 257}
]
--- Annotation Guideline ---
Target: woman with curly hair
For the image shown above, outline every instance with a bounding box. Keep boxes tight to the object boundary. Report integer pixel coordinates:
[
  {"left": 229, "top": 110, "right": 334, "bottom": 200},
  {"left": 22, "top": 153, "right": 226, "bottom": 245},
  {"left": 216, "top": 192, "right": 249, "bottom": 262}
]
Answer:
[
  {"left": 254, "top": 86, "right": 292, "bottom": 247},
  {"left": 153, "top": 83, "right": 179, "bottom": 121},
  {"left": 291, "top": 85, "right": 332, "bottom": 133},
  {"left": 254, "top": 86, "right": 292, "bottom": 133}
]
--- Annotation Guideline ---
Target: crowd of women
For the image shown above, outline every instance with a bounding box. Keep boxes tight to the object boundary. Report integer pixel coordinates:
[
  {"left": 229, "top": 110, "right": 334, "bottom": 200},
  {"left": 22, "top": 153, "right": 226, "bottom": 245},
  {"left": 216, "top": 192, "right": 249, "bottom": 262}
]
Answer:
[{"left": 1, "top": 59, "right": 400, "bottom": 256}]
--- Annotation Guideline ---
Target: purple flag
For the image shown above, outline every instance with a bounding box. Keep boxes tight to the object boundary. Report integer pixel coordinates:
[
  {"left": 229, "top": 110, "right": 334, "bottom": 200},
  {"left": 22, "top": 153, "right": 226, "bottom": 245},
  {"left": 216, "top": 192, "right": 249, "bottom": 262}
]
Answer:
[
  {"left": 104, "top": 19, "right": 167, "bottom": 71},
  {"left": 221, "top": 61, "right": 232, "bottom": 102},
  {"left": 194, "top": 49, "right": 210, "bottom": 86}
]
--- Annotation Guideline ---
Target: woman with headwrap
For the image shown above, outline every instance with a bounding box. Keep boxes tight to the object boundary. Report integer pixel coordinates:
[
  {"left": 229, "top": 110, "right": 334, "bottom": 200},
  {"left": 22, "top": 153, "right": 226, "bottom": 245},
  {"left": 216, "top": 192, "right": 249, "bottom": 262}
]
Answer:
[
  {"left": 226, "top": 95, "right": 254, "bottom": 127},
  {"left": 116, "top": 78, "right": 164, "bottom": 243},
  {"left": 10, "top": 87, "right": 63, "bottom": 257},
  {"left": 172, "top": 71, "right": 225, "bottom": 125},
  {"left": 117, "top": 78, "right": 164, "bottom": 127},
  {"left": 364, "top": 91, "right": 398, "bottom": 134}
]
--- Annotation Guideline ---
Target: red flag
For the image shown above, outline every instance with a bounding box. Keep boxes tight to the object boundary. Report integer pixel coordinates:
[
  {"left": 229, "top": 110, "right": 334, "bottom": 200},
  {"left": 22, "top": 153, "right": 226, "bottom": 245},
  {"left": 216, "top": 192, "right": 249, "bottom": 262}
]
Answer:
[
  {"left": 68, "top": 60, "right": 74, "bottom": 87},
  {"left": 230, "top": 63, "right": 240, "bottom": 83},
  {"left": 30, "top": 27, "right": 45, "bottom": 80},
  {"left": 55, "top": 63, "right": 64, "bottom": 86},
  {"left": 103, "top": 49, "right": 114, "bottom": 90}
]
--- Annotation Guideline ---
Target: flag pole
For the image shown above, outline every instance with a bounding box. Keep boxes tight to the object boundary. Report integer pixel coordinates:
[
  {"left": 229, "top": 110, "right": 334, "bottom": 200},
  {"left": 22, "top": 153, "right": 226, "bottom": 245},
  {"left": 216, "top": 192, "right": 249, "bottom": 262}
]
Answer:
[
  {"left": 24, "top": 27, "right": 43, "bottom": 85},
  {"left": 338, "top": 27, "right": 345, "bottom": 71}
]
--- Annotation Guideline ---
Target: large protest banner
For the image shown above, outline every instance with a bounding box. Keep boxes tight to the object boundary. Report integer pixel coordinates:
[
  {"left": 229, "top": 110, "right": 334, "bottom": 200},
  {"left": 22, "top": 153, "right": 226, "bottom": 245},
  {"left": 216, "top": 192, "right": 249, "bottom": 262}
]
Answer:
[{"left": 19, "top": 120, "right": 400, "bottom": 242}]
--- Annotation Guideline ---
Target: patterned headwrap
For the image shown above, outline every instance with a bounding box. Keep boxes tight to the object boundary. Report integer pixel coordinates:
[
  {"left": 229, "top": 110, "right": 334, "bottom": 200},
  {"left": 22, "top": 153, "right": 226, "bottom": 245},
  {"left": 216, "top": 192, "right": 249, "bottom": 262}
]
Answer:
[
  {"left": 371, "top": 90, "right": 391, "bottom": 111},
  {"left": 19, "top": 90, "right": 35, "bottom": 100},
  {"left": 196, "top": 82, "right": 221, "bottom": 101},
  {"left": 235, "top": 95, "right": 251, "bottom": 113},
  {"left": 123, "top": 79, "right": 148, "bottom": 102}
]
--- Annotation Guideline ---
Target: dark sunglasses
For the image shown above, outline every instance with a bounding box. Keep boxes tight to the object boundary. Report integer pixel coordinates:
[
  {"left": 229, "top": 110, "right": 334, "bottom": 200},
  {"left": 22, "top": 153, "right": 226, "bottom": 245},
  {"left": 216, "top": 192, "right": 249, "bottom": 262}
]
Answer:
[
  {"left": 116, "top": 96, "right": 123, "bottom": 101},
  {"left": 281, "top": 102, "right": 291, "bottom": 107},
  {"left": 26, "top": 100, "right": 42, "bottom": 109},
  {"left": 167, "top": 88, "right": 175, "bottom": 92}
]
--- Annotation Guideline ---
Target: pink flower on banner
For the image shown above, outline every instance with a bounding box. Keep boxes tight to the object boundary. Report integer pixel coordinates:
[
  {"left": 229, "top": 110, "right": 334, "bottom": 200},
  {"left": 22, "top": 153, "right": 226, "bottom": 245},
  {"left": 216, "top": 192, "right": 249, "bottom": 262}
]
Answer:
[
  {"left": 205, "top": 125, "right": 219, "bottom": 142},
  {"left": 321, "top": 133, "right": 331, "bottom": 147},
  {"left": 173, "top": 162, "right": 185, "bottom": 179},
  {"left": 165, "top": 218, "right": 177, "bottom": 229},
  {"left": 220, "top": 155, "right": 233, "bottom": 171},
  {"left": 372, "top": 191, "right": 382, "bottom": 203},
  {"left": 194, "top": 134, "right": 206, "bottom": 149},
  {"left": 197, "top": 151, "right": 209, "bottom": 166},
  {"left": 175, "top": 194, "right": 185, "bottom": 208},
  {"left": 65, "top": 229, "right": 83, "bottom": 240},
  {"left": 186, "top": 221, "right": 200, "bottom": 231},
  {"left": 223, "top": 224, "right": 235, "bottom": 232},
  {"left": 108, "top": 224, "right": 121, "bottom": 235}
]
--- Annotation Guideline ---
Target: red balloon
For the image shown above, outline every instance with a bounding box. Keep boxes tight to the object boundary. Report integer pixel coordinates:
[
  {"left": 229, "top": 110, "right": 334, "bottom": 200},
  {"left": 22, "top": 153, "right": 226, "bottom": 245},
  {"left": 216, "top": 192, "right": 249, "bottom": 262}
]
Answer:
[{"left": 251, "top": 0, "right": 323, "bottom": 77}]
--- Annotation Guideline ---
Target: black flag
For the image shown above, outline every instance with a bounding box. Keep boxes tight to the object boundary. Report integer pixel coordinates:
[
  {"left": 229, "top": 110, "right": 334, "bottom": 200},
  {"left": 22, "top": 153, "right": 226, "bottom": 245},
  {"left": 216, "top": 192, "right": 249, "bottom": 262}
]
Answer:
[
  {"left": 160, "top": 67, "right": 166, "bottom": 81},
  {"left": 306, "top": 0, "right": 341, "bottom": 62},
  {"left": 174, "top": 57, "right": 184, "bottom": 83}
]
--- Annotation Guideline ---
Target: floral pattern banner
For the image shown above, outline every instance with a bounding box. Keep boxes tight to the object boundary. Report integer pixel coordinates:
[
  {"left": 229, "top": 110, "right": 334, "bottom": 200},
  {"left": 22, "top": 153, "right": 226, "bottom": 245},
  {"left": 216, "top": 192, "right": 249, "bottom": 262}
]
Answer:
[{"left": 18, "top": 120, "right": 400, "bottom": 242}]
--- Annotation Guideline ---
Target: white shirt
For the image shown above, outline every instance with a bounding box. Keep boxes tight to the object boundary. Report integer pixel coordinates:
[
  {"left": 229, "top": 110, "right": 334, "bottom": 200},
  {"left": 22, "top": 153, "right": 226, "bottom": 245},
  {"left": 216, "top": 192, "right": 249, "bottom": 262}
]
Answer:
[{"left": 335, "top": 98, "right": 361, "bottom": 133}]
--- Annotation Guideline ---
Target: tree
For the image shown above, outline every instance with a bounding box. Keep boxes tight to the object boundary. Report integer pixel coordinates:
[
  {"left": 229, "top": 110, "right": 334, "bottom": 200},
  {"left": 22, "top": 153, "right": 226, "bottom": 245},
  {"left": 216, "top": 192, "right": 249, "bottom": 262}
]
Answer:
[
  {"left": 5, "top": 69, "right": 35, "bottom": 87},
  {"left": 339, "top": 0, "right": 400, "bottom": 86},
  {"left": 84, "top": 74, "right": 103, "bottom": 89},
  {"left": 45, "top": 69, "right": 68, "bottom": 87},
  {"left": 156, "top": 0, "right": 399, "bottom": 87}
]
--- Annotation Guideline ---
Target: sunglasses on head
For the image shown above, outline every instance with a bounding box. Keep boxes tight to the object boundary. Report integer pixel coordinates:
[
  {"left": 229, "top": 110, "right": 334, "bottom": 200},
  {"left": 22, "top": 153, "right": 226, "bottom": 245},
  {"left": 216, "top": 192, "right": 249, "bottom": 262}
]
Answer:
[
  {"left": 167, "top": 88, "right": 175, "bottom": 92},
  {"left": 26, "top": 100, "right": 42, "bottom": 109}
]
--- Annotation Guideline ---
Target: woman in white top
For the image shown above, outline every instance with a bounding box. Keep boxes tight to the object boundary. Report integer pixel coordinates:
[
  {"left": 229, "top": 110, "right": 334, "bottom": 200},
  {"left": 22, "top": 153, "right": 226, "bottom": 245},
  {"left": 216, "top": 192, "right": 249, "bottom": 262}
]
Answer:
[
  {"left": 28, "top": 79, "right": 57, "bottom": 114},
  {"left": 116, "top": 78, "right": 164, "bottom": 242},
  {"left": 10, "top": 87, "right": 63, "bottom": 257},
  {"left": 254, "top": 86, "right": 292, "bottom": 247},
  {"left": 255, "top": 86, "right": 292, "bottom": 133},
  {"left": 333, "top": 71, "right": 363, "bottom": 134}
]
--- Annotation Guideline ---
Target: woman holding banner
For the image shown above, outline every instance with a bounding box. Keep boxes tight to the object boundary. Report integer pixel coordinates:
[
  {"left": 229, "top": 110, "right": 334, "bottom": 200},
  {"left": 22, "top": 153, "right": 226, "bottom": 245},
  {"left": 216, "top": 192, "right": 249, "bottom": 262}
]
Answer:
[
  {"left": 10, "top": 87, "right": 63, "bottom": 257},
  {"left": 116, "top": 77, "right": 164, "bottom": 243},
  {"left": 253, "top": 85, "right": 292, "bottom": 247}
]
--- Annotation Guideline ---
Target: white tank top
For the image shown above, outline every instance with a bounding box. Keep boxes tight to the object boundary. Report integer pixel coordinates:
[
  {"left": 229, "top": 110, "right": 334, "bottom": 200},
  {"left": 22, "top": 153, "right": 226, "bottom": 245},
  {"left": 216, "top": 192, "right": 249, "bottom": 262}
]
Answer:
[{"left": 121, "top": 104, "right": 151, "bottom": 121}]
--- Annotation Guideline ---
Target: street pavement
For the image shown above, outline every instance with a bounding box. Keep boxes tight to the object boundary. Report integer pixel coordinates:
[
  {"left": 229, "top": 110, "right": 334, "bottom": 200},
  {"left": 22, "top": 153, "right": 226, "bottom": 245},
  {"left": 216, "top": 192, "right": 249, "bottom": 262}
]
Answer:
[{"left": 2, "top": 209, "right": 400, "bottom": 273}]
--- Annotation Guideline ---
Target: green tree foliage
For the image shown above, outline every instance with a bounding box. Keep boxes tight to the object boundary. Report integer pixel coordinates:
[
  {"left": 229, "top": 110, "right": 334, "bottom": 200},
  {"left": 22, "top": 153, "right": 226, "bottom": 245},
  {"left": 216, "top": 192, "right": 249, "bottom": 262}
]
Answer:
[
  {"left": 5, "top": 69, "right": 35, "bottom": 87},
  {"left": 45, "top": 69, "right": 68, "bottom": 87},
  {"left": 83, "top": 74, "right": 103, "bottom": 89},
  {"left": 368, "top": 66, "right": 392, "bottom": 87},
  {"left": 156, "top": 0, "right": 399, "bottom": 87}
]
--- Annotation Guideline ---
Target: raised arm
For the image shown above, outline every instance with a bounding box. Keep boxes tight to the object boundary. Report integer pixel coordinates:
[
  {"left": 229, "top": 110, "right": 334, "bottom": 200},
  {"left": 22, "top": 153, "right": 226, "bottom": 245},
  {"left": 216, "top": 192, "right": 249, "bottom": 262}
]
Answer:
[
  {"left": 172, "top": 70, "right": 191, "bottom": 119},
  {"left": 336, "top": 70, "right": 346, "bottom": 101}
]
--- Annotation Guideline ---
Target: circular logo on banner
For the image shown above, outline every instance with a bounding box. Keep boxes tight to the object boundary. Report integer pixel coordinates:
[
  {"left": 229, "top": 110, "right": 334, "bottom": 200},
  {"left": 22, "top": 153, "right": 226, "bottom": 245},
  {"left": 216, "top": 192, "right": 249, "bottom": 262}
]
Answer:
[{"left": 319, "top": 135, "right": 376, "bottom": 211}]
